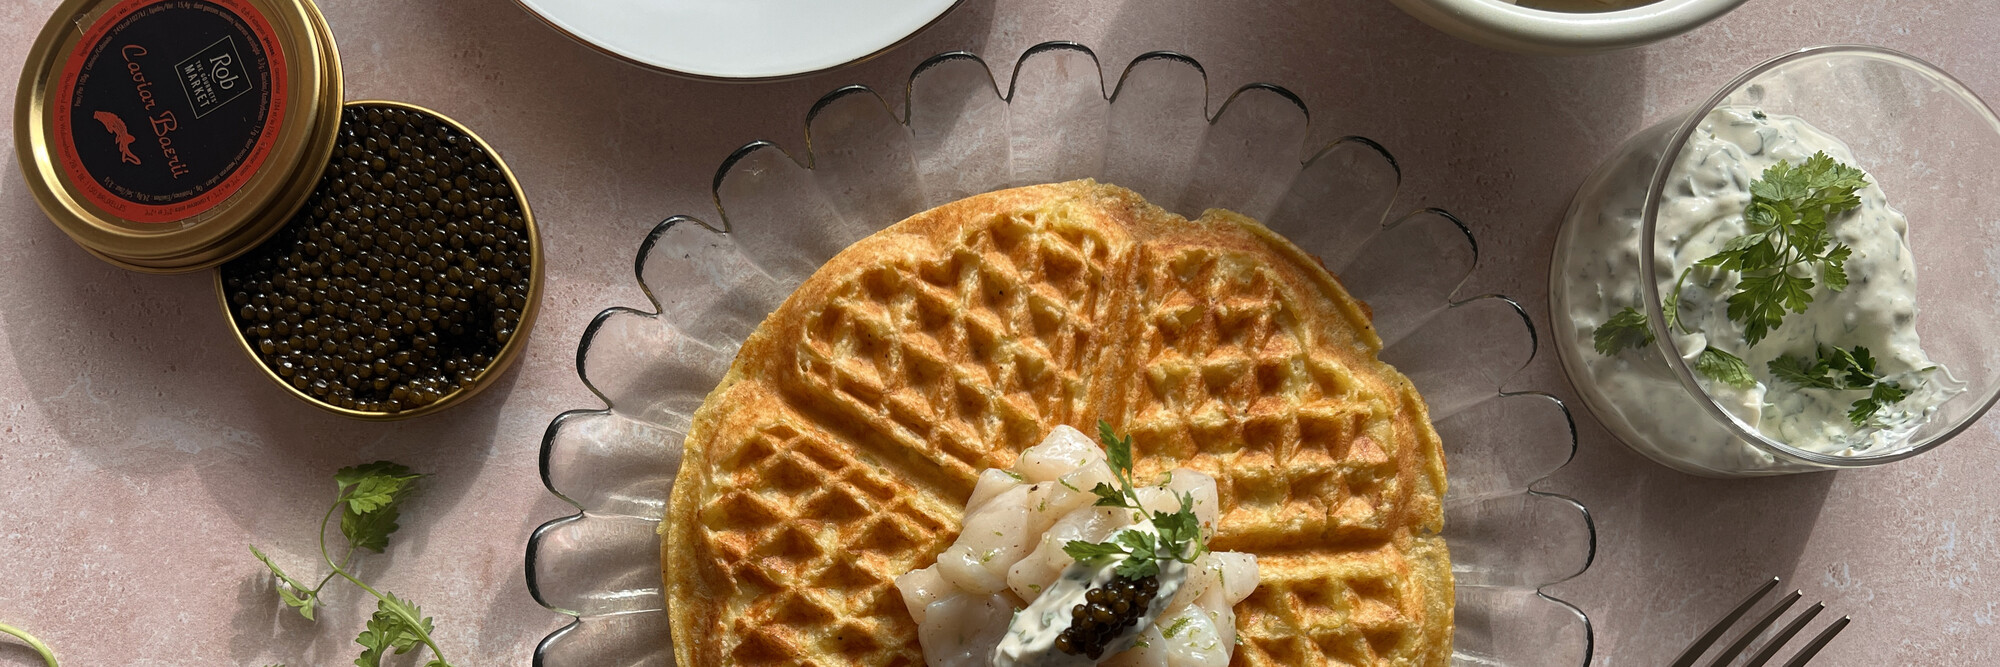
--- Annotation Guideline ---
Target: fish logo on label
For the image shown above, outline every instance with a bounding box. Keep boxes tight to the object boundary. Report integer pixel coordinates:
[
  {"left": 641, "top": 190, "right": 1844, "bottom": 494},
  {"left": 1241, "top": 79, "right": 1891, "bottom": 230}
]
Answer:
[{"left": 91, "top": 110, "right": 142, "bottom": 165}]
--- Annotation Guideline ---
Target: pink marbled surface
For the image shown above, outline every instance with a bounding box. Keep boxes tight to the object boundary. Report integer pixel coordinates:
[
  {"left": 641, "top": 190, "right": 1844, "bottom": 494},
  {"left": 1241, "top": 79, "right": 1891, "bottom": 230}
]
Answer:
[{"left": 2, "top": 0, "right": 1998, "bottom": 664}]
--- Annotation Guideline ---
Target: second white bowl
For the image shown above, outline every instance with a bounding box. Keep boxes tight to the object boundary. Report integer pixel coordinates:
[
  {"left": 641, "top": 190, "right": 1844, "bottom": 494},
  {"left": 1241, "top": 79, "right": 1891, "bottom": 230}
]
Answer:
[{"left": 1388, "top": 0, "right": 1749, "bottom": 55}]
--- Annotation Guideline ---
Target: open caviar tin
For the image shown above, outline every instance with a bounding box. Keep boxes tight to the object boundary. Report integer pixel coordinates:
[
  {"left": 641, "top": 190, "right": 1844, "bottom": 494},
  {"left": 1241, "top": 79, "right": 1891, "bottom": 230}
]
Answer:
[
  {"left": 214, "top": 101, "right": 541, "bottom": 421},
  {"left": 15, "top": 0, "right": 541, "bottom": 420}
]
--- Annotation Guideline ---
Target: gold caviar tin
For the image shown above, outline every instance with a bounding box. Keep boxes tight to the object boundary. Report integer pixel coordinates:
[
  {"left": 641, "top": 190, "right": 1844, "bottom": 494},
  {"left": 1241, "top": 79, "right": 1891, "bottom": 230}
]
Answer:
[
  {"left": 213, "top": 101, "right": 542, "bottom": 421},
  {"left": 17, "top": 0, "right": 540, "bottom": 420},
  {"left": 15, "top": 0, "right": 343, "bottom": 273}
]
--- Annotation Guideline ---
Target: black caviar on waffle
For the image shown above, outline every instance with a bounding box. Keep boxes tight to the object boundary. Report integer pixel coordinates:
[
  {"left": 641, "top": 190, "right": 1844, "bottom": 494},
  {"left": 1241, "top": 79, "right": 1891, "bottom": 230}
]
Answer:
[
  {"left": 220, "top": 103, "right": 531, "bottom": 414},
  {"left": 1054, "top": 574, "right": 1160, "bottom": 659}
]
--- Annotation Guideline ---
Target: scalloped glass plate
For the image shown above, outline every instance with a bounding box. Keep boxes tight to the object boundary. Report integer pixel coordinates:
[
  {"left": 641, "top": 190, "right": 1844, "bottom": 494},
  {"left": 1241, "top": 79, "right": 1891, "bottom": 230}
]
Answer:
[{"left": 527, "top": 43, "right": 1595, "bottom": 667}]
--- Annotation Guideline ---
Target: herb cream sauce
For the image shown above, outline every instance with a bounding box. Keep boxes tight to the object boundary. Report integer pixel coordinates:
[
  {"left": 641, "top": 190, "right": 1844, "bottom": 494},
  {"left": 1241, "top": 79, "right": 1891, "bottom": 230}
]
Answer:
[{"left": 1560, "top": 107, "right": 1958, "bottom": 472}]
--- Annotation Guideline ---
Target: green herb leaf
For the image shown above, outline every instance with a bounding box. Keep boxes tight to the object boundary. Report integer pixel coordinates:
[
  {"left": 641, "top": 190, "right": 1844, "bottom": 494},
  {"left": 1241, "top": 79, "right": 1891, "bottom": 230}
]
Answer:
[
  {"left": 1820, "top": 245, "right": 1851, "bottom": 292},
  {"left": 342, "top": 504, "right": 404, "bottom": 554},
  {"left": 1695, "top": 346, "right": 1755, "bottom": 388},
  {"left": 1767, "top": 354, "right": 1836, "bottom": 389},
  {"left": 1850, "top": 380, "right": 1910, "bottom": 424},
  {"left": 1114, "top": 529, "right": 1156, "bottom": 554},
  {"left": 1097, "top": 422, "right": 1133, "bottom": 485},
  {"left": 1114, "top": 552, "right": 1161, "bottom": 579},
  {"left": 1066, "top": 423, "right": 1213, "bottom": 580},
  {"left": 335, "top": 462, "right": 423, "bottom": 554},
  {"left": 250, "top": 545, "right": 318, "bottom": 621},
  {"left": 1841, "top": 346, "right": 1880, "bottom": 386},
  {"left": 1682, "top": 152, "right": 1869, "bottom": 347},
  {"left": 1592, "top": 306, "right": 1655, "bottom": 356},
  {"left": 1063, "top": 540, "right": 1129, "bottom": 563},
  {"left": 335, "top": 461, "right": 416, "bottom": 492},
  {"left": 337, "top": 462, "right": 422, "bottom": 515},
  {"left": 1150, "top": 494, "right": 1207, "bottom": 564},
  {"left": 1088, "top": 482, "right": 1126, "bottom": 508},
  {"left": 354, "top": 594, "right": 432, "bottom": 667},
  {"left": 254, "top": 461, "right": 450, "bottom": 666},
  {"left": 1769, "top": 344, "right": 1879, "bottom": 391},
  {"left": 1663, "top": 267, "right": 1692, "bottom": 334},
  {"left": 1766, "top": 345, "right": 1912, "bottom": 425},
  {"left": 1727, "top": 272, "right": 1814, "bottom": 346}
]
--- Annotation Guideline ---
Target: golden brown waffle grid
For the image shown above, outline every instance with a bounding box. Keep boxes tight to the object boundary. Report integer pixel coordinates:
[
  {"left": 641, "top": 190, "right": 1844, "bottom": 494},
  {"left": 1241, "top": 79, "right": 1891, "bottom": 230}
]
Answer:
[{"left": 665, "top": 180, "right": 1451, "bottom": 667}]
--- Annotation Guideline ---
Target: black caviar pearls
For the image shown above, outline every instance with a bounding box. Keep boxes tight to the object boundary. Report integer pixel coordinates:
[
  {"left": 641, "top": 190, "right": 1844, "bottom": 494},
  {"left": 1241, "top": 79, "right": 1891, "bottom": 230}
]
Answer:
[
  {"left": 221, "top": 103, "right": 531, "bottom": 414},
  {"left": 1054, "top": 574, "right": 1160, "bottom": 659}
]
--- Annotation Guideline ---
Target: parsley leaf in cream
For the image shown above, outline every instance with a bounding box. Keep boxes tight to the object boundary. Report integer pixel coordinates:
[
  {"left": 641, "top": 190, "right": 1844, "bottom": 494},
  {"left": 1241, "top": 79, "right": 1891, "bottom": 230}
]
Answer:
[
  {"left": 1591, "top": 306, "right": 1654, "bottom": 355},
  {"left": 1768, "top": 345, "right": 1913, "bottom": 425},
  {"left": 1637, "top": 152, "right": 1871, "bottom": 390},
  {"left": 1694, "top": 346, "right": 1755, "bottom": 389},
  {"left": 1683, "top": 151, "right": 1868, "bottom": 346}
]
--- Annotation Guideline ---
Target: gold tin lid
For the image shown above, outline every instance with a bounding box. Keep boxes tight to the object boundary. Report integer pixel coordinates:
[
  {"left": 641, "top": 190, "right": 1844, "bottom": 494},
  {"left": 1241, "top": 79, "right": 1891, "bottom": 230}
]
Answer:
[
  {"left": 15, "top": 0, "right": 343, "bottom": 273},
  {"left": 214, "top": 101, "right": 543, "bottom": 421}
]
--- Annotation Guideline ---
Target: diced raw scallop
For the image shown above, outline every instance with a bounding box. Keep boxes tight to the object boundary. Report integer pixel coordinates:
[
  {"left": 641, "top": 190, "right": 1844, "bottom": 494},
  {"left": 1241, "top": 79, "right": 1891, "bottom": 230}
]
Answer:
[
  {"left": 1101, "top": 624, "right": 1168, "bottom": 667},
  {"left": 1164, "top": 554, "right": 1214, "bottom": 613},
  {"left": 1015, "top": 424, "right": 1103, "bottom": 483},
  {"left": 1163, "top": 469, "right": 1220, "bottom": 528},
  {"left": 1008, "top": 506, "right": 1127, "bottom": 601},
  {"left": 1019, "top": 483, "right": 1061, "bottom": 538},
  {"left": 1210, "top": 551, "right": 1258, "bottom": 604},
  {"left": 895, "top": 566, "right": 951, "bottom": 625},
  {"left": 938, "top": 485, "right": 1034, "bottom": 593},
  {"left": 1161, "top": 592, "right": 1234, "bottom": 667},
  {"left": 1166, "top": 551, "right": 1259, "bottom": 613},
  {"left": 1134, "top": 469, "right": 1218, "bottom": 526},
  {"left": 918, "top": 592, "right": 1013, "bottom": 667},
  {"left": 967, "top": 468, "right": 1023, "bottom": 513},
  {"left": 1041, "top": 459, "right": 1116, "bottom": 518},
  {"left": 1106, "top": 589, "right": 1237, "bottom": 667}
]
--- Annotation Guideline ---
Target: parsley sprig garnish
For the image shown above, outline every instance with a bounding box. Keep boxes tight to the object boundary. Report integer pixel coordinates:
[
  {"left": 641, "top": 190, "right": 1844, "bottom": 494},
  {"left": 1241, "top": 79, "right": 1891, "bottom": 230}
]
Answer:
[
  {"left": 1768, "top": 345, "right": 1914, "bottom": 425},
  {"left": 1061, "top": 423, "right": 1208, "bottom": 579},
  {"left": 1678, "top": 151, "right": 1866, "bottom": 346},
  {"left": 250, "top": 462, "right": 455, "bottom": 667},
  {"left": 1594, "top": 152, "right": 1874, "bottom": 390}
]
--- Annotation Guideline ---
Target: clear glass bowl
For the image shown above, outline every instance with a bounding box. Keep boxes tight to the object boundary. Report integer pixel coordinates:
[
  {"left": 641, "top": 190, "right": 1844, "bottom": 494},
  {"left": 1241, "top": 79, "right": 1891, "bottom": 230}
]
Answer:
[
  {"left": 1551, "top": 45, "right": 2000, "bottom": 477},
  {"left": 527, "top": 42, "right": 1594, "bottom": 666}
]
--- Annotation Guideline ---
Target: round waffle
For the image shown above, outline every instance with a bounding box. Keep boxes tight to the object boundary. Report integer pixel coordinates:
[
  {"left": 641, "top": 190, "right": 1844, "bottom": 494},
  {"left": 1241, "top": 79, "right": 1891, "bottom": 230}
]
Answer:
[{"left": 664, "top": 180, "right": 1452, "bottom": 666}]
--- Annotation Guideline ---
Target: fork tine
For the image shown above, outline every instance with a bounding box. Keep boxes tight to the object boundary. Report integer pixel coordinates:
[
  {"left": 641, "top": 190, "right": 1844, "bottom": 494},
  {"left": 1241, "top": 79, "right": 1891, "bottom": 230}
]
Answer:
[
  {"left": 1777, "top": 615, "right": 1851, "bottom": 667},
  {"left": 1670, "top": 577, "right": 1782, "bottom": 667},
  {"left": 1742, "top": 602, "right": 1826, "bottom": 667},
  {"left": 1705, "top": 590, "right": 1803, "bottom": 667}
]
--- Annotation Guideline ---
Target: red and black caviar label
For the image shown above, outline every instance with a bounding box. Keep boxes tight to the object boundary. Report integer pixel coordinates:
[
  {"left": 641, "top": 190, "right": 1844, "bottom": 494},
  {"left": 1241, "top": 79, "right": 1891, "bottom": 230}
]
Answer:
[{"left": 53, "top": 0, "right": 288, "bottom": 223}]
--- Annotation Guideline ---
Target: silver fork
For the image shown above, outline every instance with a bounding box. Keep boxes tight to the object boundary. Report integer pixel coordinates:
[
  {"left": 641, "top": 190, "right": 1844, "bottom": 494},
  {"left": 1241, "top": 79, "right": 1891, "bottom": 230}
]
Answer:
[{"left": 1668, "top": 577, "right": 1851, "bottom": 667}]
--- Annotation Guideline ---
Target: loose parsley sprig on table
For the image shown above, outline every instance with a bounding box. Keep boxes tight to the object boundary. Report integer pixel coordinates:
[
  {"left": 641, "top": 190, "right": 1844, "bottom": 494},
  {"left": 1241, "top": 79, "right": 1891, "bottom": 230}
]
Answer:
[
  {"left": 1594, "top": 152, "right": 1871, "bottom": 388},
  {"left": 249, "top": 461, "right": 454, "bottom": 667},
  {"left": 1061, "top": 423, "right": 1208, "bottom": 579},
  {"left": 1769, "top": 345, "right": 1914, "bottom": 425}
]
